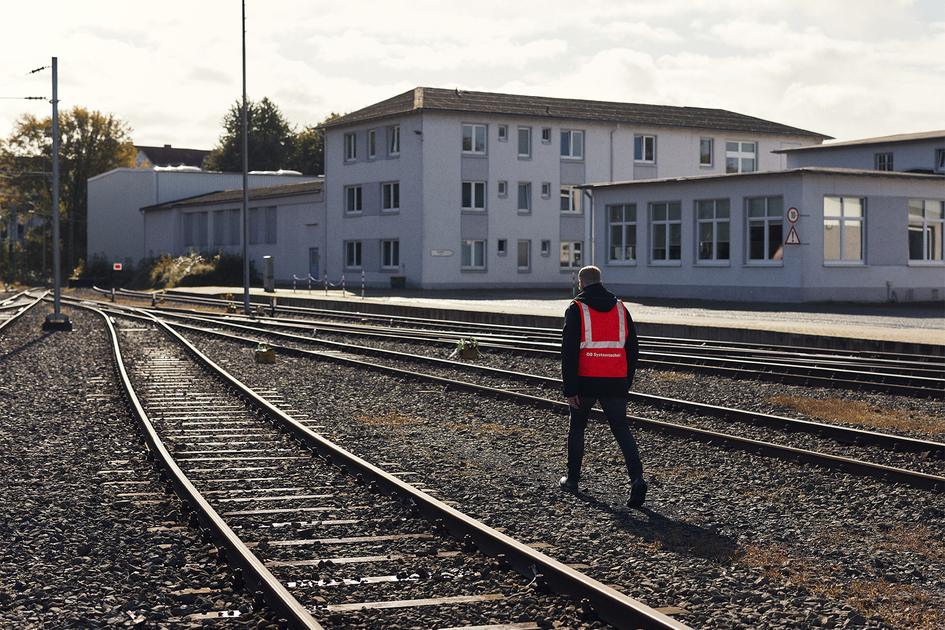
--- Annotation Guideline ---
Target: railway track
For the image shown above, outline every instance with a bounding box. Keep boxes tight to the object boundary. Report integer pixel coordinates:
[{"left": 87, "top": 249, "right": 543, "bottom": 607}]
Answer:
[
  {"left": 97, "top": 287, "right": 945, "bottom": 399},
  {"left": 87, "top": 301, "right": 693, "bottom": 630}
]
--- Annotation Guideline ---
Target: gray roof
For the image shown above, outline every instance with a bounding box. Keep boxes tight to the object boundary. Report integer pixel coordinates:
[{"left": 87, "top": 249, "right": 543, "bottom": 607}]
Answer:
[
  {"left": 773, "top": 130, "right": 945, "bottom": 153},
  {"left": 577, "top": 166, "right": 945, "bottom": 190},
  {"left": 319, "top": 87, "right": 830, "bottom": 139},
  {"left": 141, "top": 180, "right": 324, "bottom": 213}
]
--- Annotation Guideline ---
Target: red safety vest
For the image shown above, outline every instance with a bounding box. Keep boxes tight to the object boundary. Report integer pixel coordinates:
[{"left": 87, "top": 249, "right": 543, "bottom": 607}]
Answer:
[{"left": 575, "top": 300, "right": 628, "bottom": 377}]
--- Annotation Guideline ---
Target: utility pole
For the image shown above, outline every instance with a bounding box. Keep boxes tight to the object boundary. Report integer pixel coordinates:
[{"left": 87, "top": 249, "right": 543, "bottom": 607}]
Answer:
[
  {"left": 241, "top": 0, "right": 251, "bottom": 315},
  {"left": 43, "top": 56, "right": 71, "bottom": 330}
]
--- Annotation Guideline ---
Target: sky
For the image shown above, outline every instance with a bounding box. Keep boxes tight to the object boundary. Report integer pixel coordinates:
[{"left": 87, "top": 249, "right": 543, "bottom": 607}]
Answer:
[{"left": 1, "top": 0, "right": 943, "bottom": 152}]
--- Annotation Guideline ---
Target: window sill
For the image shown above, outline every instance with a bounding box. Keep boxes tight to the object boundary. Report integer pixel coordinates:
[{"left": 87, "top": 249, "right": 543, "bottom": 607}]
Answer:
[
  {"left": 823, "top": 261, "right": 866, "bottom": 268},
  {"left": 517, "top": 268, "right": 531, "bottom": 273},
  {"left": 518, "top": 155, "right": 532, "bottom": 160},
  {"left": 344, "top": 212, "right": 363, "bottom": 217},
  {"left": 695, "top": 260, "right": 730, "bottom": 267},
  {"left": 606, "top": 260, "right": 637, "bottom": 266},
  {"left": 461, "top": 209, "right": 487, "bottom": 214},
  {"left": 647, "top": 261, "right": 682, "bottom": 267},
  {"left": 743, "top": 261, "right": 784, "bottom": 267},
  {"left": 461, "top": 268, "right": 487, "bottom": 273},
  {"left": 560, "top": 157, "right": 584, "bottom": 162},
  {"left": 380, "top": 210, "right": 400, "bottom": 215},
  {"left": 462, "top": 153, "right": 487, "bottom": 158},
  {"left": 517, "top": 210, "right": 532, "bottom": 216},
  {"left": 907, "top": 260, "right": 945, "bottom": 267}
]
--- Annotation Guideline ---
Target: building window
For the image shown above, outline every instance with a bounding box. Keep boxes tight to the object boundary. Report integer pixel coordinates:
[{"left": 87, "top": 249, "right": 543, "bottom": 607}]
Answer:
[
  {"left": 823, "top": 197, "right": 865, "bottom": 262},
  {"left": 634, "top": 135, "right": 655, "bottom": 162},
  {"left": 541, "top": 182, "right": 551, "bottom": 198},
  {"left": 560, "top": 241, "right": 582, "bottom": 268},
  {"left": 265, "top": 207, "right": 277, "bottom": 244},
  {"left": 542, "top": 128, "right": 552, "bottom": 143},
  {"left": 561, "top": 130, "right": 584, "bottom": 159},
  {"left": 908, "top": 199, "right": 944, "bottom": 261},
  {"left": 875, "top": 153, "right": 893, "bottom": 171},
  {"left": 345, "top": 241, "right": 362, "bottom": 268},
  {"left": 650, "top": 202, "right": 681, "bottom": 261},
  {"left": 388, "top": 126, "right": 400, "bottom": 156},
  {"left": 498, "top": 125, "right": 508, "bottom": 141},
  {"left": 248, "top": 208, "right": 260, "bottom": 244},
  {"left": 518, "top": 127, "right": 531, "bottom": 157},
  {"left": 726, "top": 141, "right": 756, "bottom": 173},
  {"left": 461, "top": 239, "right": 485, "bottom": 269},
  {"left": 184, "top": 213, "right": 195, "bottom": 247},
  {"left": 697, "top": 199, "right": 730, "bottom": 261},
  {"left": 700, "top": 138, "right": 713, "bottom": 167},
  {"left": 497, "top": 239, "right": 507, "bottom": 255},
  {"left": 462, "top": 181, "right": 486, "bottom": 210},
  {"left": 497, "top": 181, "right": 507, "bottom": 197},
  {"left": 344, "top": 133, "right": 357, "bottom": 162},
  {"left": 213, "top": 210, "right": 226, "bottom": 246},
  {"left": 541, "top": 240, "right": 551, "bottom": 256},
  {"left": 462, "top": 124, "right": 486, "bottom": 154},
  {"left": 517, "top": 240, "right": 531, "bottom": 271},
  {"left": 368, "top": 130, "right": 376, "bottom": 159},
  {"left": 560, "top": 186, "right": 581, "bottom": 213},
  {"left": 345, "top": 186, "right": 362, "bottom": 214},
  {"left": 382, "top": 182, "right": 400, "bottom": 212},
  {"left": 382, "top": 240, "right": 399, "bottom": 268},
  {"left": 229, "top": 209, "right": 240, "bottom": 245},
  {"left": 517, "top": 182, "right": 531, "bottom": 213},
  {"left": 607, "top": 204, "right": 636, "bottom": 262},
  {"left": 936, "top": 149, "right": 945, "bottom": 173},
  {"left": 747, "top": 197, "right": 784, "bottom": 260}
]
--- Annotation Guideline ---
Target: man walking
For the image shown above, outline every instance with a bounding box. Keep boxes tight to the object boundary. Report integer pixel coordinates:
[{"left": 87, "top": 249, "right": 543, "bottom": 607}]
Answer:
[{"left": 560, "top": 265, "right": 648, "bottom": 508}]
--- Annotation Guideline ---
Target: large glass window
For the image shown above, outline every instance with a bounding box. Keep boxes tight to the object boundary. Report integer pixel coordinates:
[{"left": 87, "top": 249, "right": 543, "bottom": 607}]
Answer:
[
  {"left": 747, "top": 197, "right": 784, "bottom": 260},
  {"left": 382, "top": 240, "right": 399, "bottom": 268},
  {"left": 823, "top": 197, "right": 864, "bottom": 262},
  {"left": 382, "top": 182, "right": 400, "bottom": 212},
  {"left": 388, "top": 126, "right": 400, "bottom": 155},
  {"left": 265, "top": 207, "right": 277, "bottom": 245},
  {"left": 607, "top": 204, "right": 636, "bottom": 262},
  {"left": 461, "top": 240, "right": 485, "bottom": 269},
  {"left": 344, "top": 133, "right": 357, "bottom": 162},
  {"left": 367, "top": 130, "right": 376, "bottom": 159},
  {"left": 634, "top": 135, "right": 655, "bottom": 162},
  {"left": 697, "top": 199, "right": 730, "bottom": 261},
  {"left": 726, "top": 141, "right": 756, "bottom": 173},
  {"left": 651, "top": 202, "right": 681, "bottom": 261},
  {"left": 462, "top": 124, "right": 486, "bottom": 154},
  {"left": 560, "top": 186, "right": 581, "bottom": 213},
  {"left": 700, "top": 138, "right": 713, "bottom": 166},
  {"left": 345, "top": 241, "right": 362, "bottom": 268},
  {"left": 560, "top": 241, "right": 582, "bottom": 268},
  {"left": 518, "top": 127, "right": 531, "bottom": 157},
  {"left": 908, "top": 199, "right": 944, "bottom": 261},
  {"left": 517, "top": 240, "right": 531, "bottom": 271},
  {"left": 345, "top": 186, "right": 362, "bottom": 214},
  {"left": 462, "top": 181, "right": 486, "bottom": 210},
  {"left": 560, "top": 130, "right": 584, "bottom": 159},
  {"left": 518, "top": 182, "right": 531, "bottom": 213}
]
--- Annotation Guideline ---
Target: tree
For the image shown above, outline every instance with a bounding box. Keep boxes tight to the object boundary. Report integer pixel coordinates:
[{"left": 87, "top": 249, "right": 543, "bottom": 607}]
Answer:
[
  {"left": 287, "top": 113, "right": 341, "bottom": 177},
  {"left": 204, "top": 97, "right": 295, "bottom": 173},
  {"left": 1, "top": 107, "right": 136, "bottom": 279}
]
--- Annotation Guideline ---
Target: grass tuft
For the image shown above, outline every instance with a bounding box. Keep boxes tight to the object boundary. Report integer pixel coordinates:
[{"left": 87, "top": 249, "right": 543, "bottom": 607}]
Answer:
[{"left": 767, "top": 396, "right": 943, "bottom": 435}]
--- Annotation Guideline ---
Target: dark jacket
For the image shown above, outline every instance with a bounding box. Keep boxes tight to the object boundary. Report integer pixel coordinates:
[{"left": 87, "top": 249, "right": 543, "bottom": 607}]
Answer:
[{"left": 561, "top": 283, "right": 639, "bottom": 398}]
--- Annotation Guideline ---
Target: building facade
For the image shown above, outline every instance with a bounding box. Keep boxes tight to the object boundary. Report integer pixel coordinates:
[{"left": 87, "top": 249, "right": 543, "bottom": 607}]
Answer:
[
  {"left": 581, "top": 167, "right": 944, "bottom": 303},
  {"left": 318, "top": 87, "right": 828, "bottom": 290},
  {"left": 776, "top": 130, "right": 945, "bottom": 174},
  {"left": 140, "top": 180, "right": 325, "bottom": 285},
  {"left": 88, "top": 168, "right": 318, "bottom": 267}
]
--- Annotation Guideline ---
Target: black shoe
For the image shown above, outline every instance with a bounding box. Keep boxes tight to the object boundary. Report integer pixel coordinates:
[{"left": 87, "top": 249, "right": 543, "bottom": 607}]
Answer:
[
  {"left": 559, "top": 476, "right": 578, "bottom": 491},
  {"left": 627, "top": 478, "right": 648, "bottom": 508}
]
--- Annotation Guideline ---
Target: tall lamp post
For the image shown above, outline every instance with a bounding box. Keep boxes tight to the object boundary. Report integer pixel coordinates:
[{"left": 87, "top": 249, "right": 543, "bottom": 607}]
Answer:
[{"left": 42, "top": 56, "right": 71, "bottom": 331}]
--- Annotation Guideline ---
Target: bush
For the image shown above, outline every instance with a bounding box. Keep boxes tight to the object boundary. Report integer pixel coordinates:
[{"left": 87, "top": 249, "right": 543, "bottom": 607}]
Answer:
[{"left": 79, "top": 250, "right": 259, "bottom": 290}]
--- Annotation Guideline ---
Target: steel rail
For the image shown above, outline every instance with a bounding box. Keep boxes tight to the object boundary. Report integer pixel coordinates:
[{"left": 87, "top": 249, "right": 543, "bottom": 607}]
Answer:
[
  {"left": 82, "top": 303, "right": 327, "bottom": 630},
  {"left": 152, "top": 315, "right": 944, "bottom": 494},
  {"left": 133, "top": 310, "right": 693, "bottom": 630},
  {"left": 0, "top": 292, "right": 46, "bottom": 333},
  {"left": 142, "top": 311, "right": 945, "bottom": 460}
]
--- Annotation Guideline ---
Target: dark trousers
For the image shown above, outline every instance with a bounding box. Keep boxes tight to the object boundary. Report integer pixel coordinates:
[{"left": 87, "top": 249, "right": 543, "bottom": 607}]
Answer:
[{"left": 566, "top": 396, "right": 643, "bottom": 482}]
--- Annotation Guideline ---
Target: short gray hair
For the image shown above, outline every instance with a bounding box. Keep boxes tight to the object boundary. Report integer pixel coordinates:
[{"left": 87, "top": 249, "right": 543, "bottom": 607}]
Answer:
[{"left": 578, "top": 266, "right": 601, "bottom": 286}]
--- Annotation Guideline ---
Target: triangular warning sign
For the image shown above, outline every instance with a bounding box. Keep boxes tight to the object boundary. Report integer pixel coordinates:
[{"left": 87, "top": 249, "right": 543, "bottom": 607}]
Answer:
[{"left": 784, "top": 225, "right": 801, "bottom": 245}]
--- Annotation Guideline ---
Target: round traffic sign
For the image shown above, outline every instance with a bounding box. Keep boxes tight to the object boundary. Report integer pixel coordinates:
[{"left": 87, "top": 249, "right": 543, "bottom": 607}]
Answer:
[{"left": 787, "top": 207, "right": 799, "bottom": 223}]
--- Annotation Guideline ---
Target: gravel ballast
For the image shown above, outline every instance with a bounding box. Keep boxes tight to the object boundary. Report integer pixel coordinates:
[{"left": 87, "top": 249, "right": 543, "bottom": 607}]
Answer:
[{"left": 1, "top": 300, "right": 943, "bottom": 630}]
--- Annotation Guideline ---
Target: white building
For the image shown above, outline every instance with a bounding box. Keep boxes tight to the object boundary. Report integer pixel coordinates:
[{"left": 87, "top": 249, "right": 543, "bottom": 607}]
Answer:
[
  {"left": 317, "top": 87, "right": 828, "bottom": 290},
  {"left": 140, "top": 180, "right": 324, "bottom": 284},
  {"left": 88, "top": 168, "right": 318, "bottom": 267},
  {"left": 579, "top": 166, "right": 944, "bottom": 303},
  {"left": 776, "top": 130, "right": 945, "bottom": 174}
]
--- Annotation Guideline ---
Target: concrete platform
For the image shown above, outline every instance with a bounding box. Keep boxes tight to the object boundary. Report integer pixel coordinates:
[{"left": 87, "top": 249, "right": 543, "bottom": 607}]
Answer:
[{"left": 169, "top": 286, "right": 945, "bottom": 356}]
